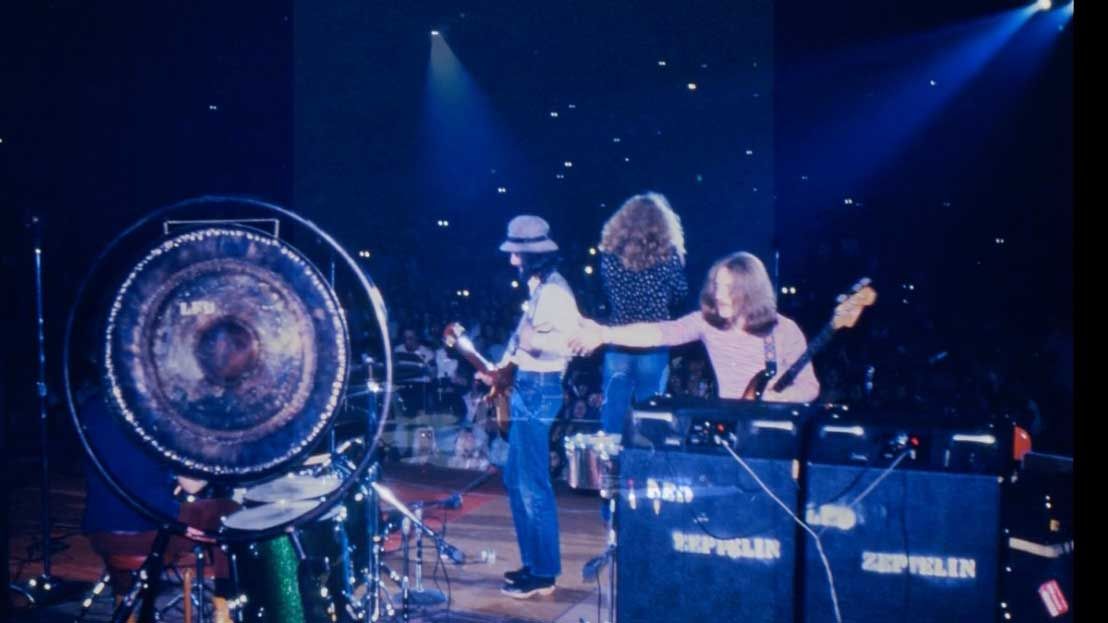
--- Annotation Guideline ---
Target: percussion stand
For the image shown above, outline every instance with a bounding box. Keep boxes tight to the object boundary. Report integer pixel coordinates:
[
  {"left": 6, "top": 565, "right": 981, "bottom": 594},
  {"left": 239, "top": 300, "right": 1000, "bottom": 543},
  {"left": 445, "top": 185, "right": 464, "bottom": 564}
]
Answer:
[{"left": 111, "top": 528, "right": 172, "bottom": 623}]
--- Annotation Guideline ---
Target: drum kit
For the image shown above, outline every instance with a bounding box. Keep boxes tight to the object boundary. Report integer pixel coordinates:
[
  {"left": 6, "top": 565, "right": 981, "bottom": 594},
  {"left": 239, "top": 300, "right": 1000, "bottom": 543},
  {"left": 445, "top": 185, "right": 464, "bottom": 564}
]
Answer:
[{"left": 60, "top": 197, "right": 466, "bottom": 623}]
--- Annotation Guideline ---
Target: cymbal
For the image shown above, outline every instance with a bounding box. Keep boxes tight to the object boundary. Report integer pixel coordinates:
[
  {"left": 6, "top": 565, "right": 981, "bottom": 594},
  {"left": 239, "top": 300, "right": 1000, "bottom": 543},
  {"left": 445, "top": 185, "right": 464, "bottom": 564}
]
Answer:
[
  {"left": 243, "top": 473, "right": 343, "bottom": 504},
  {"left": 222, "top": 500, "right": 319, "bottom": 531}
]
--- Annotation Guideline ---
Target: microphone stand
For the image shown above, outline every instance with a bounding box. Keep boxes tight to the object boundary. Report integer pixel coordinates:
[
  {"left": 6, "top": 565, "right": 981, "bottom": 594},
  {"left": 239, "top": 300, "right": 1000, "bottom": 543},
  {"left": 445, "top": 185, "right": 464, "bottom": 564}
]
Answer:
[
  {"left": 371, "top": 482, "right": 467, "bottom": 568},
  {"left": 10, "top": 216, "right": 76, "bottom": 607}
]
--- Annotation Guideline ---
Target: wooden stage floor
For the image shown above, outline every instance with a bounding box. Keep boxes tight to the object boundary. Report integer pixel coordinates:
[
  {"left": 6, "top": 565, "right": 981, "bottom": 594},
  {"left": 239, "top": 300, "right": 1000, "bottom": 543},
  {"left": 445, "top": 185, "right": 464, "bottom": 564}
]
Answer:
[{"left": 7, "top": 459, "right": 611, "bottom": 623}]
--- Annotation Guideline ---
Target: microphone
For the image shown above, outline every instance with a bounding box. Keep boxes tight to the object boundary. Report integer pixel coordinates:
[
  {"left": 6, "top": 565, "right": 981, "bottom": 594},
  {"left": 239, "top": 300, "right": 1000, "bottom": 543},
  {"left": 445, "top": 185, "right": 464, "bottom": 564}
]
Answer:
[
  {"left": 582, "top": 554, "right": 605, "bottom": 582},
  {"left": 437, "top": 539, "right": 466, "bottom": 565},
  {"left": 582, "top": 546, "right": 614, "bottom": 582}
]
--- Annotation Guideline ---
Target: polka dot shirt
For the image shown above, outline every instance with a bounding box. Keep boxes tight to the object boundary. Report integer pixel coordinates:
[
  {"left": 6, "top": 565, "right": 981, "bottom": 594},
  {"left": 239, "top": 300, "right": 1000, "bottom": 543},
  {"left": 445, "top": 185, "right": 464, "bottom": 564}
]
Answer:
[{"left": 600, "top": 250, "right": 689, "bottom": 325}]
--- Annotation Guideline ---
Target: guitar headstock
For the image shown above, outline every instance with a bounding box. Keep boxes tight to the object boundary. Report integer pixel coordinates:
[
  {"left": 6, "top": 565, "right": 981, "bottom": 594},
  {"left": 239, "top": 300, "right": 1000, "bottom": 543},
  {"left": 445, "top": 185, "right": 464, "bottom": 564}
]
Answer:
[
  {"left": 831, "top": 278, "right": 877, "bottom": 330},
  {"left": 443, "top": 322, "right": 466, "bottom": 348}
]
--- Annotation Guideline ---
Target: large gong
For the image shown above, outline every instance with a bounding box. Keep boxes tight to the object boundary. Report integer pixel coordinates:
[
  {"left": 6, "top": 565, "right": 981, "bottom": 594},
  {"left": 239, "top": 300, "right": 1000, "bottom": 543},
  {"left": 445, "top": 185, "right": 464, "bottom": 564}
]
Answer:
[
  {"left": 103, "top": 227, "right": 348, "bottom": 477},
  {"left": 67, "top": 196, "right": 393, "bottom": 540}
]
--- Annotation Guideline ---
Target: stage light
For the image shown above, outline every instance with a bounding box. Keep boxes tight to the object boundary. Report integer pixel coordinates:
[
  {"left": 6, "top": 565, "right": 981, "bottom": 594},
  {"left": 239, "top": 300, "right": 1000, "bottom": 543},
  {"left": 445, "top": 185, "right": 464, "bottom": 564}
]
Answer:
[
  {"left": 511, "top": 280, "right": 519, "bottom": 289},
  {"left": 687, "top": 83, "right": 697, "bottom": 91},
  {"left": 564, "top": 161, "right": 573, "bottom": 168},
  {"left": 584, "top": 266, "right": 594, "bottom": 275},
  {"left": 658, "top": 60, "right": 667, "bottom": 67},
  {"left": 497, "top": 186, "right": 508, "bottom": 194},
  {"left": 781, "top": 287, "right": 788, "bottom": 294},
  {"left": 1035, "top": 0, "right": 1051, "bottom": 10},
  {"left": 612, "top": 137, "right": 621, "bottom": 143},
  {"left": 843, "top": 198, "right": 854, "bottom": 205},
  {"left": 430, "top": 30, "right": 441, "bottom": 36},
  {"left": 550, "top": 111, "right": 559, "bottom": 118},
  {"left": 745, "top": 149, "right": 754, "bottom": 156},
  {"left": 589, "top": 247, "right": 597, "bottom": 256}
]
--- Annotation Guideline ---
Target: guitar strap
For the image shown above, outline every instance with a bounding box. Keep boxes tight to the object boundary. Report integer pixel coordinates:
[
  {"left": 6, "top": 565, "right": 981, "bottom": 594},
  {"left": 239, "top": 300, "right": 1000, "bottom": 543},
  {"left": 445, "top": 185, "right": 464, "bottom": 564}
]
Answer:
[
  {"left": 507, "top": 281, "right": 543, "bottom": 359},
  {"left": 762, "top": 333, "right": 779, "bottom": 378}
]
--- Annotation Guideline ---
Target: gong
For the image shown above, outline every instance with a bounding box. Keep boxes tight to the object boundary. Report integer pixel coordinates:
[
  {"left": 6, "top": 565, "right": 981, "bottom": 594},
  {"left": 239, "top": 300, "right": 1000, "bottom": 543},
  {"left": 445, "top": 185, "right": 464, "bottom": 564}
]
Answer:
[{"left": 103, "top": 226, "right": 348, "bottom": 478}]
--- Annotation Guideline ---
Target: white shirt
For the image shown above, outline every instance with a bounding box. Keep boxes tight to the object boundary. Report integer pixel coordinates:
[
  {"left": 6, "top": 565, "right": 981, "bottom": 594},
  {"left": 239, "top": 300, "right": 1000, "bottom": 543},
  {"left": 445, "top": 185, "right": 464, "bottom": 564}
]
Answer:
[{"left": 510, "top": 272, "right": 581, "bottom": 373}]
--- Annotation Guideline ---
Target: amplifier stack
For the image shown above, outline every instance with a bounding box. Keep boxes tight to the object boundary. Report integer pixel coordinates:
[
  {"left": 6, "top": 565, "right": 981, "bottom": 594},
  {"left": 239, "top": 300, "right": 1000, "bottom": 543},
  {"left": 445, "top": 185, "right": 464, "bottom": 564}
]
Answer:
[{"left": 615, "top": 396, "right": 1021, "bottom": 623}]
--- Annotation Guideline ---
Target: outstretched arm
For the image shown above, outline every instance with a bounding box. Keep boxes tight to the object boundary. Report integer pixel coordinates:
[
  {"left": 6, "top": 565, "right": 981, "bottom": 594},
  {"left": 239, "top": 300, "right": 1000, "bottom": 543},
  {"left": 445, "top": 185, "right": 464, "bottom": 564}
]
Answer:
[{"left": 572, "top": 311, "right": 703, "bottom": 354}]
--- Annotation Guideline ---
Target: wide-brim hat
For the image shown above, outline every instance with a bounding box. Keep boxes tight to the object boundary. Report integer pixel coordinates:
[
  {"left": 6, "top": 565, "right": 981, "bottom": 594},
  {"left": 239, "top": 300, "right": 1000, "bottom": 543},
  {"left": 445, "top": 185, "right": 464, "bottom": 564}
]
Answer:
[{"left": 499, "top": 215, "right": 559, "bottom": 253}]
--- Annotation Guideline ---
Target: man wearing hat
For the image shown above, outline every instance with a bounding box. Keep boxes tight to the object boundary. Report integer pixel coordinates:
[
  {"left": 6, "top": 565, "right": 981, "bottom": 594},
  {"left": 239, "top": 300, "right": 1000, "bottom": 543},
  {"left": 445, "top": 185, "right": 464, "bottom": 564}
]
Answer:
[{"left": 488, "top": 215, "right": 580, "bottom": 598}]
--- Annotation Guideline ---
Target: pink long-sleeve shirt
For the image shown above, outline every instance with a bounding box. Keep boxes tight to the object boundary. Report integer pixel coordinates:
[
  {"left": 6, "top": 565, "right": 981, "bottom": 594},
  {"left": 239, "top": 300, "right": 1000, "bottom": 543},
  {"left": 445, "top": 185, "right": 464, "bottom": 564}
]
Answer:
[{"left": 658, "top": 312, "right": 820, "bottom": 402}]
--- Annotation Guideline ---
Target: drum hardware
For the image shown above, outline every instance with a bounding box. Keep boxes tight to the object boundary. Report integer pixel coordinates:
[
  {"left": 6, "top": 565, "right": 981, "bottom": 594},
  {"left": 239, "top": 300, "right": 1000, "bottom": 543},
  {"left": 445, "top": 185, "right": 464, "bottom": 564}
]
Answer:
[
  {"left": 64, "top": 198, "right": 395, "bottom": 622},
  {"left": 565, "top": 432, "right": 622, "bottom": 499}
]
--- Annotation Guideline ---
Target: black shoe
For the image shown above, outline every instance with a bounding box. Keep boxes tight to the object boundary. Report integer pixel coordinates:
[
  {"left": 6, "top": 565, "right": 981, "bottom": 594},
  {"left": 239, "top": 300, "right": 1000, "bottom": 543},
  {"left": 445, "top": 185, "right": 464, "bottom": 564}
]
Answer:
[
  {"left": 503, "top": 566, "right": 531, "bottom": 584},
  {"left": 500, "top": 574, "right": 555, "bottom": 599}
]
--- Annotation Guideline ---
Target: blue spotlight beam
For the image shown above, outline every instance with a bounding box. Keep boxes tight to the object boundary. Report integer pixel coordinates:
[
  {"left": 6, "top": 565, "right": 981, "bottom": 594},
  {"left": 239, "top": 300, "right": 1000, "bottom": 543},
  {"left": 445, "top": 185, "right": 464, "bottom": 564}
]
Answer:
[
  {"left": 422, "top": 34, "right": 529, "bottom": 210},
  {"left": 783, "top": 6, "right": 1047, "bottom": 197}
]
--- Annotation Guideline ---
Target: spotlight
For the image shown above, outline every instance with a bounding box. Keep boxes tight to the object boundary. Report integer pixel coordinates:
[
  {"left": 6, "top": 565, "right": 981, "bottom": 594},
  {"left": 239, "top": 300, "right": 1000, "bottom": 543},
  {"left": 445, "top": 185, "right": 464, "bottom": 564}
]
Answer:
[
  {"left": 687, "top": 83, "right": 698, "bottom": 91},
  {"left": 589, "top": 247, "right": 597, "bottom": 256},
  {"left": 511, "top": 280, "right": 519, "bottom": 289},
  {"left": 497, "top": 187, "right": 508, "bottom": 194},
  {"left": 584, "top": 266, "right": 594, "bottom": 275},
  {"left": 1035, "top": 0, "right": 1051, "bottom": 9},
  {"left": 430, "top": 30, "right": 441, "bottom": 36}
]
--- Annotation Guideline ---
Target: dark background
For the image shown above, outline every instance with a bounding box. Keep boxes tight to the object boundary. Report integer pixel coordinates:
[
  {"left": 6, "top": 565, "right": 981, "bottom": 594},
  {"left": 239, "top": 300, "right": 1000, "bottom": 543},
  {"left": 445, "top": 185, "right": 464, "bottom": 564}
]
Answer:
[{"left": 1, "top": 0, "right": 1073, "bottom": 467}]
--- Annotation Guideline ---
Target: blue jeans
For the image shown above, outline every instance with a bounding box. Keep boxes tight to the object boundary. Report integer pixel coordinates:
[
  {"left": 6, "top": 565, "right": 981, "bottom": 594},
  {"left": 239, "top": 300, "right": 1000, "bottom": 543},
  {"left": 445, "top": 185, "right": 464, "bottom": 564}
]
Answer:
[
  {"left": 600, "top": 347, "right": 670, "bottom": 436},
  {"left": 503, "top": 370, "right": 564, "bottom": 578},
  {"left": 599, "top": 348, "right": 668, "bottom": 523}
]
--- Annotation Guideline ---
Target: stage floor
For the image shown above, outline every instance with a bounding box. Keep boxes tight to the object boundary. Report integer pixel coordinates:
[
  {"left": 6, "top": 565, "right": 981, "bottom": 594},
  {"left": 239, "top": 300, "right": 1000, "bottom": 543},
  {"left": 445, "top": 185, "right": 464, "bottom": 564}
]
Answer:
[{"left": 7, "top": 459, "right": 610, "bottom": 623}]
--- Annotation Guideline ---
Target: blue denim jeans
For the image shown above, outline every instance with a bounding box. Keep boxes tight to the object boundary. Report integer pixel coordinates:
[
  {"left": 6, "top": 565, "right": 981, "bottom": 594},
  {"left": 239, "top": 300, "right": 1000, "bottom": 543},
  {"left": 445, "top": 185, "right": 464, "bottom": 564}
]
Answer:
[
  {"left": 599, "top": 348, "right": 668, "bottom": 523},
  {"left": 600, "top": 347, "right": 670, "bottom": 436},
  {"left": 503, "top": 370, "right": 564, "bottom": 578}
]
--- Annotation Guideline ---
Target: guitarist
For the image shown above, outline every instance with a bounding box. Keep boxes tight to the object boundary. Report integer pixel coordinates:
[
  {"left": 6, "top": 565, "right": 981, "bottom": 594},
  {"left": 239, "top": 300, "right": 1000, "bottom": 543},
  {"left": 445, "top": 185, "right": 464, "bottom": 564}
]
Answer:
[
  {"left": 489, "top": 215, "right": 581, "bottom": 599},
  {"left": 572, "top": 251, "right": 820, "bottom": 402}
]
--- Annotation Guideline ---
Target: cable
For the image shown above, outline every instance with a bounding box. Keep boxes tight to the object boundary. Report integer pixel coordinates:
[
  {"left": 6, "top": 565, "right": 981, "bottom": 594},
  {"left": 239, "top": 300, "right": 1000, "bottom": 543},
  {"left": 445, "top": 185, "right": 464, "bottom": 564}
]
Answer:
[
  {"left": 846, "top": 450, "right": 909, "bottom": 508},
  {"left": 596, "top": 568, "right": 603, "bottom": 623},
  {"left": 659, "top": 443, "right": 772, "bottom": 541},
  {"left": 816, "top": 448, "right": 911, "bottom": 537},
  {"left": 716, "top": 435, "right": 842, "bottom": 623}
]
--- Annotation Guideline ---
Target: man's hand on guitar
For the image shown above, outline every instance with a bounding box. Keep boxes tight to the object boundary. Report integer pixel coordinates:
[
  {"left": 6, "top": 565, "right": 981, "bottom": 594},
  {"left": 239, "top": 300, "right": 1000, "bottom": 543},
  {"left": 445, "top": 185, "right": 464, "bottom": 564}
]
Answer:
[
  {"left": 570, "top": 318, "right": 604, "bottom": 356},
  {"left": 475, "top": 370, "right": 495, "bottom": 387}
]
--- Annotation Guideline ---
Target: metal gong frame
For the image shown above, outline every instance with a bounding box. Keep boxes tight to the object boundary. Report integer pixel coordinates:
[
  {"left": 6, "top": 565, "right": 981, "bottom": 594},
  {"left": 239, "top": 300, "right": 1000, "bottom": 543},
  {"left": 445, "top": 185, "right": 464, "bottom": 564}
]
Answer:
[{"left": 64, "top": 196, "right": 393, "bottom": 542}]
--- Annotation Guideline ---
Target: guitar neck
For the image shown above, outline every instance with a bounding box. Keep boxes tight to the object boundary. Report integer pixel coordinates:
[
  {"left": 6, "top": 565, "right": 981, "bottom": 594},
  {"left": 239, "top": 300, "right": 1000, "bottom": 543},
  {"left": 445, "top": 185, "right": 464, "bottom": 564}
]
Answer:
[
  {"left": 452, "top": 337, "right": 498, "bottom": 375},
  {"left": 771, "top": 322, "right": 834, "bottom": 393}
]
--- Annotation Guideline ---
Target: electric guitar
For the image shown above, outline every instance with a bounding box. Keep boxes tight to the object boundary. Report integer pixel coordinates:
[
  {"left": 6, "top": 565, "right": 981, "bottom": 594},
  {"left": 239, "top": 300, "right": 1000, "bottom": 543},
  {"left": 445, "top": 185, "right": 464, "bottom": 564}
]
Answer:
[
  {"left": 443, "top": 323, "right": 516, "bottom": 435},
  {"left": 742, "top": 278, "right": 877, "bottom": 400}
]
